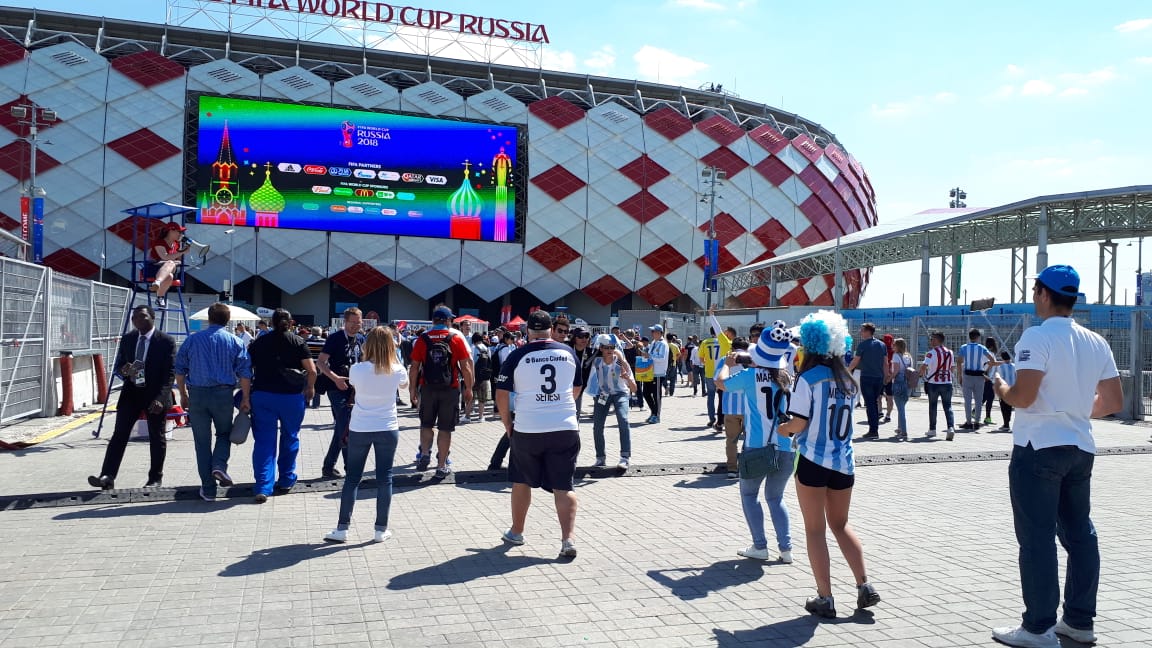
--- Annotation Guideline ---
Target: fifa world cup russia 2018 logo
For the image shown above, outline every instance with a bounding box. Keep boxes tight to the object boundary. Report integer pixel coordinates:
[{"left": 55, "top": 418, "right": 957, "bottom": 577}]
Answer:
[{"left": 341, "top": 121, "right": 355, "bottom": 148}]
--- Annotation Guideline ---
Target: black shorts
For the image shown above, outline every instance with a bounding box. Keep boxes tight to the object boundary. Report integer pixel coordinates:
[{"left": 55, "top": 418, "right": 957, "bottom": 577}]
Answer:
[
  {"left": 418, "top": 385, "right": 459, "bottom": 432},
  {"left": 882, "top": 382, "right": 893, "bottom": 396},
  {"left": 795, "top": 455, "right": 855, "bottom": 490},
  {"left": 508, "top": 430, "right": 580, "bottom": 492}
]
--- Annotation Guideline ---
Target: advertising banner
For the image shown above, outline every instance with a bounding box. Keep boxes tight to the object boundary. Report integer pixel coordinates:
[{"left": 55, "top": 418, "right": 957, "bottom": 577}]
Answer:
[
  {"left": 702, "top": 239, "right": 719, "bottom": 293},
  {"left": 31, "top": 196, "right": 44, "bottom": 263}
]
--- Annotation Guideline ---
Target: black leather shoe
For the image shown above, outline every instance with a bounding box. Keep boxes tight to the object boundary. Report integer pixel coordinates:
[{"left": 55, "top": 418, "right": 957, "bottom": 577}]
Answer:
[
  {"left": 87, "top": 475, "right": 114, "bottom": 490},
  {"left": 145, "top": 480, "right": 162, "bottom": 488},
  {"left": 321, "top": 468, "right": 344, "bottom": 478},
  {"left": 274, "top": 485, "right": 293, "bottom": 495}
]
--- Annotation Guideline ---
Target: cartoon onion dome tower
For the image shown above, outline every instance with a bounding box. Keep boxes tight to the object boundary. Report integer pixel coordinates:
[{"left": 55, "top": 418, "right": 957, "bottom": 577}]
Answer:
[
  {"left": 491, "top": 147, "right": 512, "bottom": 242},
  {"left": 249, "top": 163, "right": 286, "bottom": 227},
  {"left": 200, "top": 120, "right": 249, "bottom": 225},
  {"left": 448, "top": 159, "right": 483, "bottom": 240}
]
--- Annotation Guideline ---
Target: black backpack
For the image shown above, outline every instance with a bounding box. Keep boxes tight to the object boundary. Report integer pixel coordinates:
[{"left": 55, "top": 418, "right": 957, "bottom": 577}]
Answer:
[
  {"left": 421, "top": 332, "right": 454, "bottom": 387},
  {"left": 474, "top": 345, "right": 493, "bottom": 382}
]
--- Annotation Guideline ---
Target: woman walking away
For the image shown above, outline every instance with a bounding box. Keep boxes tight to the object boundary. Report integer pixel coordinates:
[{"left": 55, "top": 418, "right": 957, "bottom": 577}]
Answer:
[
  {"left": 779, "top": 310, "right": 880, "bottom": 619},
  {"left": 889, "top": 338, "right": 914, "bottom": 440},
  {"left": 982, "top": 337, "right": 1000, "bottom": 426},
  {"left": 716, "top": 321, "right": 798, "bottom": 564},
  {"left": 248, "top": 308, "right": 316, "bottom": 503},
  {"left": 324, "top": 326, "right": 408, "bottom": 544}
]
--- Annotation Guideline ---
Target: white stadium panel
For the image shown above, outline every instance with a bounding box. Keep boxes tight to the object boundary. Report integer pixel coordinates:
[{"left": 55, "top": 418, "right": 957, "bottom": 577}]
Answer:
[
  {"left": 260, "top": 66, "right": 330, "bottom": 103},
  {"left": 24, "top": 44, "right": 109, "bottom": 96},
  {"left": 805, "top": 274, "right": 828, "bottom": 302},
  {"left": 775, "top": 144, "right": 811, "bottom": 175},
  {"left": 521, "top": 258, "right": 579, "bottom": 304},
  {"left": 401, "top": 81, "right": 466, "bottom": 118},
  {"left": 328, "top": 232, "right": 397, "bottom": 279},
  {"left": 528, "top": 128, "right": 589, "bottom": 174},
  {"left": 332, "top": 74, "right": 401, "bottom": 111},
  {"left": 778, "top": 175, "right": 814, "bottom": 208},
  {"left": 815, "top": 155, "right": 840, "bottom": 182},
  {"left": 262, "top": 257, "right": 325, "bottom": 295},
  {"left": 585, "top": 102, "right": 645, "bottom": 152},
  {"left": 460, "top": 241, "right": 524, "bottom": 301},
  {"left": 466, "top": 89, "right": 528, "bottom": 125},
  {"left": 187, "top": 60, "right": 262, "bottom": 96}
]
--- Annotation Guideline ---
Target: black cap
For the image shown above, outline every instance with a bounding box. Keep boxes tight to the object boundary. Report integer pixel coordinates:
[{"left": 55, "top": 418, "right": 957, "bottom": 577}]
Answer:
[{"left": 526, "top": 310, "right": 553, "bottom": 331}]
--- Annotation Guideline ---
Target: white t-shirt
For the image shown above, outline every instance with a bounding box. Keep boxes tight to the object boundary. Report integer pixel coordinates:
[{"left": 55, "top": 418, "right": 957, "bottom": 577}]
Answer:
[
  {"left": 1012, "top": 317, "right": 1119, "bottom": 453},
  {"left": 347, "top": 361, "right": 408, "bottom": 432},
  {"left": 494, "top": 339, "right": 582, "bottom": 433}
]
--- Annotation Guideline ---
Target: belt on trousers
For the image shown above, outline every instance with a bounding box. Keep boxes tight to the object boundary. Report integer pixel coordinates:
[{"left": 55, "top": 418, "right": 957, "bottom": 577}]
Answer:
[{"left": 964, "top": 370, "right": 985, "bottom": 376}]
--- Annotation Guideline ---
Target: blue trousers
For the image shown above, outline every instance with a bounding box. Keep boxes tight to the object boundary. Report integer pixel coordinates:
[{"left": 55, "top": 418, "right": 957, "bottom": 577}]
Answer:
[
  {"left": 739, "top": 449, "right": 796, "bottom": 552},
  {"left": 250, "top": 391, "right": 305, "bottom": 496},
  {"left": 1009, "top": 443, "right": 1099, "bottom": 633},
  {"left": 860, "top": 375, "right": 883, "bottom": 434},
  {"left": 188, "top": 385, "right": 235, "bottom": 498},
  {"left": 338, "top": 430, "right": 400, "bottom": 531},
  {"left": 591, "top": 393, "right": 631, "bottom": 459},
  {"left": 704, "top": 377, "right": 717, "bottom": 421},
  {"left": 924, "top": 382, "right": 955, "bottom": 431},
  {"left": 324, "top": 388, "right": 352, "bottom": 472}
]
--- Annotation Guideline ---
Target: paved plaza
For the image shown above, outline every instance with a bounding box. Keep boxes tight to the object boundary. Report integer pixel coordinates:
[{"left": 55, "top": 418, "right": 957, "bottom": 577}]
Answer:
[{"left": 1, "top": 389, "right": 1150, "bottom": 647}]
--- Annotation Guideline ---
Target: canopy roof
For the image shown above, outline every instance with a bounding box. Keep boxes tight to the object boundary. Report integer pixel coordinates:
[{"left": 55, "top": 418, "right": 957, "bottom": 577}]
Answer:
[{"left": 121, "top": 202, "right": 197, "bottom": 219}]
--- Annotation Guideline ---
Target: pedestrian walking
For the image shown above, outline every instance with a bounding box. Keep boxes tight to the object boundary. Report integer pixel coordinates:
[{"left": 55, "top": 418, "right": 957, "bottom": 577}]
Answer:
[
  {"left": 316, "top": 307, "right": 366, "bottom": 478},
  {"left": 408, "top": 304, "right": 474, "bottom": 476},
  {"left": 323, "top": 326, "right": 409, "bottom": 544},
  {"left": 779, "top": 310, "right": 880, "bottom": 620},
  {"left": 958, "top": 328, "right": 997, "bottom": 430},
  {"left": 888, "top": 338, "right": 914, "bottom": 440},
  {"left": 585, "top": 334, "right": 637, "bottom": 469},
  {"left": 715, "top": 336, "right": 751, "bottom": 478},
  {"left": 996, "top": 350, "right": 1016, "bottom": 431},
  {"left": 846, "top": 322, "right": 886, "bottom": 440},
  {"left": 919, "top": 331, "right": 957, "bottom": 440},
  {"left": 990, "top": 265, "right": 1123, "bottom": 648}
]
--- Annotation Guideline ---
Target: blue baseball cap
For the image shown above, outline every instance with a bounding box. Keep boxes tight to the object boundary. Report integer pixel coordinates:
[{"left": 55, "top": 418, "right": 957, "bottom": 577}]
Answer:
[
  {"left": 432, "top": 306, "right": 454, "bottom": 320},
  {"left": 1030, "top": 265, "right": 1085, "bottom": 298}
]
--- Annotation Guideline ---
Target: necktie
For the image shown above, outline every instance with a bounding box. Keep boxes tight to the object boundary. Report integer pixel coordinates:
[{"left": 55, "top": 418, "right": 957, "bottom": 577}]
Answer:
[{"left": 136, "top": 334, "right": 146, "bottom": 363}]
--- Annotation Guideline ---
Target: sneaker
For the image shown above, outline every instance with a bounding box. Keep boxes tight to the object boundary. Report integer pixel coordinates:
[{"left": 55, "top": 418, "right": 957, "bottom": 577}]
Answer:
[
  {"left": 706, "top": 418, "right": 715, "bottom": 427},
  {"left": 646, "top": 415, "right": 658, "bottom": 424},
  {"left": 616, "top": 457, "right": 629, "bottom": 470},
  {"left": 997, "top": 425, "right": 1011, "bottom": 432},
  {"left": 373, "top": 529, "right": 393, "bottom": 543},
  {"left": 926, "top": 429, "right": 937, "bottom": 438},
  {"left": 778, "top": 550, "right": 793, "bottom": 564},
  {"left": 736, "top": 546, "right": 770, "bottom": 561},
  {"left": 883, "top": 415, "right": 891, "bottom": 423},
  {"left": 559, "top": 539, "right": 577, "bottom": 558},
  {"left": 1053, "top": 619, "right": 1096, "bottom": 644},
  {"left": 198, "top": 487, "right": 215, "bottom": 502},
  {"left": 960, "top": 421, "right": 974, "bottom": 430},
  {"left": 804, "top": 595, "right": 836, "bottom": 619},
  {"left": 501, "top": 529, "right": 524, "bottom": 546},
  {"left": 253, "top": 493, "right": 268, "bottom": 504},
  {"left": 416, "top": 455, "right": 430, "bottom": 471},
  {"left": 946, "top": 428, "right": 956, "bottom": 441},
  {"left": 593, "top": 457, "right": 606, "bottom": 468},
  {"left": 434, "top": 465, "right": 453, "bottom": 478},
  {"left": 323, "top": 529, "right": 347, "bottom": 544},
  {"left": 860, "top": 431, "right": 880, "bottom": 440},
  {"left": 984, "top": 417, "right": 995, "bottom": 425},
  {"left": 726, "top": 471, "right": 738, "bottom": 479},
  {"left": 321, "top": 467, "right": 344, "bottom": 478},
  {"left": 990, "top": 625, "right": 1059, "bottom": 647},
  {"left": 856, "top": 582, "right": 881, "bottom": 609},
  {"left": 212, "top": 469, "right": 234, "bottom": 487}
]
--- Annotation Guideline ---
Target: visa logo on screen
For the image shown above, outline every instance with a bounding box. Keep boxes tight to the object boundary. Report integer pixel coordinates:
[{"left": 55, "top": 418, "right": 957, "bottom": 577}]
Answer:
[
  {"left": 333, "top": 188, "right": 354, "bottom": 196},
  {"left": 375, "top": 191, "right": 395, "bottom": 199},
  {"left": 304, "top": 165, "right": 327, "bottom": 175},
  {"left": 425, "top": 175, "right": 447, "bottom": 185},
  {"left": 278, "top": 163, "right": 303, "bottom": 173},
  {"left": 353, "top": 169, "right": 377, "bottom": 179},
  {"left": 354, "top": 189, "right": 375, "bottom": 197},
  {"left": 331, "top": 205, "right": 348, "bottom": 213},
  {"left": 397, "top": 192, "right": 416, "bottom": 201},
  {"left": 348, "top": 206, "right": 365, "bottom": 214},
  {"left": 311, "top": 186, "right": 332, "bottom": 195},
  {"left": 378, "top": 171, "right": 400, "bottom": 181},
  {"left": 328, "top": 167, "right": 352, "bottom": 177},
  {"left": 381, "top": 209, "right": 398, "bottom": 216},
  {"left": 401, "top": 173, "right": 424, "bottom": 183}
]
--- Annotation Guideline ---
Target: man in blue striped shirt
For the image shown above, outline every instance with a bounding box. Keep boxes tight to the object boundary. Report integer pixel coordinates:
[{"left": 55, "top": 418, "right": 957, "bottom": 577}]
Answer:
[
  {"left": 957, "top": 328, "right": 997, "bottom": 431},
  {"left": 176, "top": 302, "right": 252, "bottom": 502},
  {"left": 716, "top": 337, "right": 750, "bottom": 478}
]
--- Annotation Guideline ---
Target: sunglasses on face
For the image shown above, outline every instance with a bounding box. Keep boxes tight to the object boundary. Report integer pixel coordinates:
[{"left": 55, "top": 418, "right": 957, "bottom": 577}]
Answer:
[
  {"left": 575, "top": 333, "right": 590, "bottom": 338},
  {"left": 599, "top": 346, "right": 615, "bottom": 351},
  {"left": 555, "top": 328, "right": 569, "bottom": 334}
]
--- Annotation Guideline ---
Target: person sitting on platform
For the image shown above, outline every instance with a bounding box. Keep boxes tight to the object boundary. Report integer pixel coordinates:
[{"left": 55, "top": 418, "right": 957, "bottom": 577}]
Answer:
[{"left": 148, "top": 222, "right": 188, "bottom": 309}]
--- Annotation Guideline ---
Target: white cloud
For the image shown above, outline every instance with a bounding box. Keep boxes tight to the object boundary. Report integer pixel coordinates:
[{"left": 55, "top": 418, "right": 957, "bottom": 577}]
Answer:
[
  {"left": 670, "top": 0, "right": 725, "bottom": 10},
  {"left": 1115, "top": 18, "right": 1152, "bottom": 32},
  {"left": 1060, "top": 87, "right": 1090, "bottom": 97},
  {"left": 933, "top": 91, "right": 958, "bottom": 104},
  {"left": 869, "top": 91, "right": 958, "bottom": 119},
  {"left": 870, "top": 101, "right": 915, "bottom": 118},
  {"left": 1135, "top": 56, "right": 1152, "bottom": 65},
  {"left": 991, "top": 84, "right": 1016, "bottom": 99},
  {"left": 1004, "top": 64, "right": 1024, "bottom": 78},
  {"left": 632, "top": 45, "right": 709, "bottom": 85},
  {"left": 541, "top": 49, "right": 577, "bottom": 73},
  {"left": 1058, "top": 66, "right": 1117, "bottom": 86},
  {"left": 1019, "top": 79, "right": 1055, "bottom": 96},
  {"left": 584, "top": 46, "right": 616, "bottom": 71}
]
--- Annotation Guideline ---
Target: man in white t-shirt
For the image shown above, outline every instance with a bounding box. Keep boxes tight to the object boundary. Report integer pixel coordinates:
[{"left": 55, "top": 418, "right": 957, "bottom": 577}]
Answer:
[{"left": 990, "top": 265, "right": 1123, "bottom": 648}]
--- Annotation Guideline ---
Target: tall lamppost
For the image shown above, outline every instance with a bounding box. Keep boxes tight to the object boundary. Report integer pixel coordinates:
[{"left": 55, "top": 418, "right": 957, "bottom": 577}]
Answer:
[
  {"left": 947, "top": 186, "right": 968, "bottom": 305},
  {"left": 10, "top": 101, "right": 57, "bottom": 263},
  {"left": 1131, "top": 236, "right": 1144, "bottom": 305},
  {"left": 224, "top": 228, "right": 236, "bottom": 304},
  {"left": 700, "top": 166, "right": 727, "bottom": 311}
]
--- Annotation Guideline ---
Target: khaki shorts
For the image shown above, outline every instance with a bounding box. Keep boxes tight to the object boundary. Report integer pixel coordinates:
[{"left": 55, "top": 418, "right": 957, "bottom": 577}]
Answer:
[{"left": 473, "top": 380, "right": 491, "bottom": 402}]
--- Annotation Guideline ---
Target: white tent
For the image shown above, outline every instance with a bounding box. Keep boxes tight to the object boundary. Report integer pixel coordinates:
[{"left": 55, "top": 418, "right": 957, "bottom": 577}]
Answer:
[{"left": 189, "top": 305, "right": 261, "bottom": 322}]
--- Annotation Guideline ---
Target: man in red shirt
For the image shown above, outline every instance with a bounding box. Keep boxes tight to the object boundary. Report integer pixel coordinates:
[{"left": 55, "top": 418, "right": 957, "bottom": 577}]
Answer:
[{"left": 408, "top": 304, "right": 474, "bottom": 477}]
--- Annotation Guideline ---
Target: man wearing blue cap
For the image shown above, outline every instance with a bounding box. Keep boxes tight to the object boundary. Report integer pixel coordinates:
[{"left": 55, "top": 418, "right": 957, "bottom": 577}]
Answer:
[{"left": 990, "top": 264, "right": 1123, "bottom": 648}]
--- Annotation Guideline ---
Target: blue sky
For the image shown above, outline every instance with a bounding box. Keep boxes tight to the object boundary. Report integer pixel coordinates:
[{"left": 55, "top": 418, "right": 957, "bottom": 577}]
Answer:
[{"left": 8, "top": 0, "right": 1152, "bottom": 307}]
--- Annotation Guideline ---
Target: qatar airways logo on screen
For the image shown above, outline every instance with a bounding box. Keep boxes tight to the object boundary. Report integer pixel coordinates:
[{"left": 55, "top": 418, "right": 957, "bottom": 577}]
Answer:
[{"left": 341, "top": 120, "right": 391, "bottom": 148}]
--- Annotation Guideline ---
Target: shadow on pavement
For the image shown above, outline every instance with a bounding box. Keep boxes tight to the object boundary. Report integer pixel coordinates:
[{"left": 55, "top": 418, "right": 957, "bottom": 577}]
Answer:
[
  {"left": 712, "top": 610, "right": 875, "bottom": 647},
  {"left": 219, "top": 541, "right": 371, "bottom": 576},
  {"left": 387, "top": 544, "right": 558, "bottom": 589},
  {"left": 672, "top": 476, "right": 732, "bottom": 490},
  {"left": 662, "top": 432, "right": 722, "bottom": 442},
  {"left": 647, "top": 559, "right": 766, "bottom": 600},
  {"left": 53, "top": 498, "right": 243, "bottom": 519}
]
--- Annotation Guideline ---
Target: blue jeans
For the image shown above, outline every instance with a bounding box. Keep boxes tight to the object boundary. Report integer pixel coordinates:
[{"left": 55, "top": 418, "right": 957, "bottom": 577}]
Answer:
[
  {"left": 892, "top": 381, "right": 909, "bottom": 432},
  {"left": 324, "top": 388, "right": 352, "bottom": 472},
  {"left": 251, "top": 391, "right": 305, "bottom": 496},
  {"left": 860, "top": 375, "right": 883, "bottom": 434},
  {"left": 1009, "top": 443, "right": 1098, "bottom": 633},
  {"left": 739, "top": 449, "right": 796, "bottom": 551},
  {"left": 338, "top": 430, "right": 400, "bottom": 531},
  {"left": 924, "top": 382, "right": 955, "bottom": 431},
  {"left": 591, "top": 393, "right": 631, "bottom": 459},
  {"left": 188, "top": 385, "right": 235, "bottom": 497},
  {"left": 704, "top": 377, "right": 717, "bottom": 421},
  {"left": 665, "top": 367, "right": 677, "bottom": 396}
]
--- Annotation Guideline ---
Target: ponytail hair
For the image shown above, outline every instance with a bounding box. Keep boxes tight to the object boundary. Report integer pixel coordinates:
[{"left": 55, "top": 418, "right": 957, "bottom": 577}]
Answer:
[{"left": 272, "top": 308, "right": 292, "bottom": 333}]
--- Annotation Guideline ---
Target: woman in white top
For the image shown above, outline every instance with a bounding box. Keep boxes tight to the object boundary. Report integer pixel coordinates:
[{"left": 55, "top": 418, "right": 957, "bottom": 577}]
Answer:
[
  {"left": 889, "top": 338, "right": 914, "bottom": 440},
  {"left": 324, "top": 326, "right": 408, "bottom": 544}
]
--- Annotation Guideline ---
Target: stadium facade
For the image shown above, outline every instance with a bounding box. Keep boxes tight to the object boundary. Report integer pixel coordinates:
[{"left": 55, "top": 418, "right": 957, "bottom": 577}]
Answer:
[{"left": 0, "top": 7, "right": 876, "bottom": 325}]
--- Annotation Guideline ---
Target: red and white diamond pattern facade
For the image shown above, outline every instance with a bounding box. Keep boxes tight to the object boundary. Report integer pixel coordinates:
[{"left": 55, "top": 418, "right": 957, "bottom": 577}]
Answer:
[{"left": 0, "top": 35, "right": 875, "bottom": 309}]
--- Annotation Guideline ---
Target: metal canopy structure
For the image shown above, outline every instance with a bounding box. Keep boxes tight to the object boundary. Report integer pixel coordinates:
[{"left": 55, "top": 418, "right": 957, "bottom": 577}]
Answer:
[{"left": 718, "top": 185, "right": 1152, "bottom": 306}]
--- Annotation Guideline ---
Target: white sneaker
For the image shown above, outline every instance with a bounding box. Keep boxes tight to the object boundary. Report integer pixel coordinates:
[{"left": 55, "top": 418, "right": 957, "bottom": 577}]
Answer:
[
  {"left": 1053, "top": 619, "right": 1096, "bottom": 644},
  {"left": 323, "top": 529, "right": 347, "bottom": 543},
  {"left": 617, "top": 457, "right": 629, "bottom": 470},
  {"left": 736, "top": 546, "right": 770, "bottom": 561},
  {"left": 559, "top": 539, "right": 577, "bottom": 558},
  {"left": 946, "top": 428, "right": 956, "bottom": 441},
  {"left": 779, "top": 550, "right": 793, "bottom": 564},
  {"left": 926, "top": 430, "right": 937, "bottom": 438},
  {"left": 373, "top": 529, "right": 392, "bottom": 543},
  {"left": 990, "top": 625, "right": 1058, "bottom": 647}
]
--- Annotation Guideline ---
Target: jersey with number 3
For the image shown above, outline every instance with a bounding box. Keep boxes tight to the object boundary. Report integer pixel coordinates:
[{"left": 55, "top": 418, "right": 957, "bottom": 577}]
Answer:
[
  {"left": 494, "top": 339, "right": 582, "bottom": 433},
  {"left": 789, "top": 364, "right": 857, "bottom": 475}
]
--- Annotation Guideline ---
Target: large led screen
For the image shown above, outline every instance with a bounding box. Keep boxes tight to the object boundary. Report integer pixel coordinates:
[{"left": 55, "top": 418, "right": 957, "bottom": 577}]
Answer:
[{"left": 193, "top": 95, "right": 520, "bottom": 242}]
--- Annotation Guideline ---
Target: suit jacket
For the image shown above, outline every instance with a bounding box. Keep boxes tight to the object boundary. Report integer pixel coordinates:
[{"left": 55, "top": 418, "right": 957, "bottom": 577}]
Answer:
[{"left": 114, "top": 329, "right": 177, "bottom": 409}]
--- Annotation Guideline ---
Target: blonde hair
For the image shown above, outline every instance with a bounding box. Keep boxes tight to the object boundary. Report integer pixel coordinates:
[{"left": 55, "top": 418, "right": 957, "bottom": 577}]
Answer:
[
  {"left": 893, "top": 338, "right": 907, "bottom": 354},
  {"left": 362, "top": 326, "right": 399, "bottom": 374}
]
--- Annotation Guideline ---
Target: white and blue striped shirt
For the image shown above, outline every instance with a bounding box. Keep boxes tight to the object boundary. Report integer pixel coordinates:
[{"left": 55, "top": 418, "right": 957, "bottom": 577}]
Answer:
[
  {"left": 715, "top": 364, "right": 747, "bottom": 417},
  {"left": 959, "top": 342, "right": 993, "bottom": 374},
  {"left": 999, "top": 361, "right": 1017, "bottom": 387},
  {"left": 789, "top": 364, "right": 857, "bottom": 475}
]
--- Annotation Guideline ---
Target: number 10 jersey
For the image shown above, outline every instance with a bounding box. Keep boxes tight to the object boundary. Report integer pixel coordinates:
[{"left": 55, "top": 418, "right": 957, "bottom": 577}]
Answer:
[
  {"left": 788, "top": 364, "right": 858, "bottom": 476},
  {"left": 494, "top": 339, "right": 582, "bottom": 433}
]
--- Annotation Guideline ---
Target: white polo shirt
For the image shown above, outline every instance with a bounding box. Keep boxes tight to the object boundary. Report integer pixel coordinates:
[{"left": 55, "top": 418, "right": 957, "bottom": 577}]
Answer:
[{"left": 1012, "top": 317, "right": 1119, "bottom": 453}]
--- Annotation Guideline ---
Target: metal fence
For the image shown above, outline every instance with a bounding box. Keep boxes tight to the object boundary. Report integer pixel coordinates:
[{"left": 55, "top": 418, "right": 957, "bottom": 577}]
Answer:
[{"left": 1, "top": 257, "right": 132, "bottom": 424}]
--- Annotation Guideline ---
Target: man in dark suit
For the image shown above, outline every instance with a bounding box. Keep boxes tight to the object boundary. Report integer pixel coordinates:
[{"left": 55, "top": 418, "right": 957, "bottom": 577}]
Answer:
[{"left": 88, "top": 305, "right": 176, "bottom": 489}]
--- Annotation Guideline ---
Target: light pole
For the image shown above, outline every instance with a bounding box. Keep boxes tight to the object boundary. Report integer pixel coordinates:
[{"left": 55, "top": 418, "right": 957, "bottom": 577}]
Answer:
[
  {"left": 700, "top": 166, "right": 727, "bottom": 311},
  {"left": 948, "top": 186, "right": 968, "bottom": 305},
  {"left": 1131, "top": 236, "right": 1144, "bottom": 305},
  {"left": 10, "top": 101, "right": 57, "bottom": 263},
  {"left": 224, "top": 228, "right": 236, "bottom": 304}
]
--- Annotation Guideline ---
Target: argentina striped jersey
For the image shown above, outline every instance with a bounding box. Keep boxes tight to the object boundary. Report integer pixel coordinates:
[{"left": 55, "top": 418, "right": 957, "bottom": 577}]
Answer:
[
  {"left": 788, "top": 364, "right": 857, "bottom": 475},
  {"left": 715, "top": 364, "right": 747, "bottom": 417}
]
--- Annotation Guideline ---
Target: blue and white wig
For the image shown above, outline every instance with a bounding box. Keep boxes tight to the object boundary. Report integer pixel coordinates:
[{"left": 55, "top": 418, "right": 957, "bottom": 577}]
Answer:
[{"left": 798, "top": 310, "right": 850, "bottom": 358}]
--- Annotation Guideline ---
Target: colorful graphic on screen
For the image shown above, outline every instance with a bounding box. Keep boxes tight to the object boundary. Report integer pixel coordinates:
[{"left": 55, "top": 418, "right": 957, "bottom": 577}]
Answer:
[{"left": 194, "top": 96, "right": 519, "bottom": 242}]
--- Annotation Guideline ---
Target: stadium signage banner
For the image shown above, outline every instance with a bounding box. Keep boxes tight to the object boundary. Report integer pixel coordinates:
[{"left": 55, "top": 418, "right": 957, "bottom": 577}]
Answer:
[{"left": 202, "top": 0, "right": 550, "bottom": 44}]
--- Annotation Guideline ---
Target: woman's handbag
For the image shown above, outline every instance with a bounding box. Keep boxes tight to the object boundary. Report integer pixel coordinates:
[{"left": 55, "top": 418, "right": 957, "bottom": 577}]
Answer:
[
  {"left": 230, "top": 409, "right": 251, "bottom": 445},
  {"left": 738, "top": 445, "right": 779, "bottom": 479}
]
